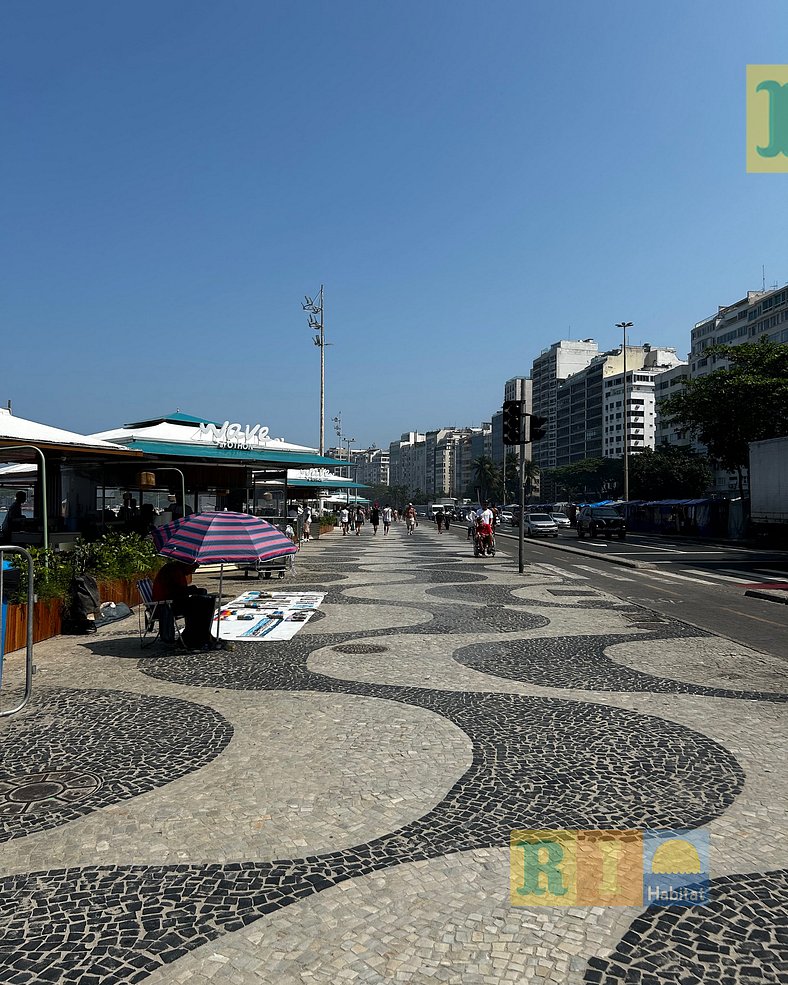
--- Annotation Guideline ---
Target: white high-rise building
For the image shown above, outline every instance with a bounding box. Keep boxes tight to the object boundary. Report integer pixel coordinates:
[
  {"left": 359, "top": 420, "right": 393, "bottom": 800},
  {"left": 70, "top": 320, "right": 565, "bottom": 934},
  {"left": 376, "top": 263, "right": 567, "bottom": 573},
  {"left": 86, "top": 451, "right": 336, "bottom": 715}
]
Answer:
[
  {"left": 655, "top": 281, "right": 788, "bottom": 494},
  {"left": 602, "top": 348, "right": 685, "bottom": 459},
  {"left": 531, "top": 340, "right": 598, "bottom": 469},
  {"left": 388, "top": 432, "right": 425, "bottom": 493}
]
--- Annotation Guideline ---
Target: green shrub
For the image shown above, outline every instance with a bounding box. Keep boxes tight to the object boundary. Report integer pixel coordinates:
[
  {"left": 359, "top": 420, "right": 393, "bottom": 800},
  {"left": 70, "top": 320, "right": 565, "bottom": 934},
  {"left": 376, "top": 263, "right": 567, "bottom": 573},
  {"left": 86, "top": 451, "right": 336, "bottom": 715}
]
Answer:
[{"left": 8, "top": 533, "right": 162, "bottom": 603}]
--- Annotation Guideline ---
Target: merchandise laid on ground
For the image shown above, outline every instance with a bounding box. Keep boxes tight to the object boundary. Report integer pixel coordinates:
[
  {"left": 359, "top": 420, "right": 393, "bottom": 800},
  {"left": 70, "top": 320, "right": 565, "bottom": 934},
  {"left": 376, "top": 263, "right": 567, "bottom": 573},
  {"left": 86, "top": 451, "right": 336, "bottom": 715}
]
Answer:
[
  {"left": 212, "top": 590, "right": 325, "bottom": 641},
  {"left": 0, "top": 521, "right": 785, "bottom": 984}
]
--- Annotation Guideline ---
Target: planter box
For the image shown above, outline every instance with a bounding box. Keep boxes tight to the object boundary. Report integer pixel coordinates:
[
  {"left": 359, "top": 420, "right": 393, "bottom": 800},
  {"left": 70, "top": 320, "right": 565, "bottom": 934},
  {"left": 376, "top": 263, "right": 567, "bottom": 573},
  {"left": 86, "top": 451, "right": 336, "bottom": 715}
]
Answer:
[
  {"left": 4, "top": 597, "right": 63, "bottom": 652},
  {"left": 3, "top": 572, "right": 157, "bottom": 654}
]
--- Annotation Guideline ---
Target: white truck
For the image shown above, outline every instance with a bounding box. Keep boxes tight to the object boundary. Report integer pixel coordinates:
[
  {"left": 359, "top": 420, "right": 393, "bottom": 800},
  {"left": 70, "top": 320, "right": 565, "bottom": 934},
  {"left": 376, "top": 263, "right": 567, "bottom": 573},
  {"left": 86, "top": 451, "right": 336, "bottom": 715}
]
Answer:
[
  {"left": 749, "top": 436, "right": 788, "bottom": 534},
  {"left": 428, "top": 498, "right": 457, "bottom": 520}
]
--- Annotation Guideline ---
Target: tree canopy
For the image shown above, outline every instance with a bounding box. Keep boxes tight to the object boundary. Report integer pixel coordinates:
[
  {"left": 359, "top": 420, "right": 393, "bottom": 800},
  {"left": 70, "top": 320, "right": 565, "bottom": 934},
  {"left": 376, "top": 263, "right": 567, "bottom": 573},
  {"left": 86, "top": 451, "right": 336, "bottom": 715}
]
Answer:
[
  {"left": 628, "top": 446, "right": 713, "bottom": 500},
  {"left": 659, "top": 339, "right": 788, "bottom": 476},
  {"left": 545, "top": 457, "right": 623, "bottom": 501}
]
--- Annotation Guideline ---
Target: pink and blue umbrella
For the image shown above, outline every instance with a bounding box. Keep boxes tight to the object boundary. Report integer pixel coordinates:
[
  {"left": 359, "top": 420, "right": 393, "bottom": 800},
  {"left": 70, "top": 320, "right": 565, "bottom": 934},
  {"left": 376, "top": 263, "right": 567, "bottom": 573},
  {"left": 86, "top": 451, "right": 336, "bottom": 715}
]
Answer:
[
  {"left": 152, "top": 512, "right": 298, "bottom": 636},
  {"left": 152, "top": 511, "right": 297, "bottom": 565}
]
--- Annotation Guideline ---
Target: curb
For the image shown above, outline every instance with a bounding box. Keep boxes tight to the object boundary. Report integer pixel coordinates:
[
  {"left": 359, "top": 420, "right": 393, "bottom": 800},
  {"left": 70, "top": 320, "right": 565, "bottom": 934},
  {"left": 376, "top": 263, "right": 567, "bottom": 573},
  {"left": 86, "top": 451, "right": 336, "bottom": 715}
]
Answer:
[{"left": 744, "top": 588, "right": 788, "bottom": 605}]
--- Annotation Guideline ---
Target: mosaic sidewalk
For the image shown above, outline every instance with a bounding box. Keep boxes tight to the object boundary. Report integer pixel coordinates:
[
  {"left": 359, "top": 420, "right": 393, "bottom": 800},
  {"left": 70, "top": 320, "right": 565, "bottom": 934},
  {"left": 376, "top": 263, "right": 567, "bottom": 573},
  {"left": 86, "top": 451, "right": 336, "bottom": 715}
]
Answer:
[{"left": 0, "top": 523, "right": 786, "bottom": 983}]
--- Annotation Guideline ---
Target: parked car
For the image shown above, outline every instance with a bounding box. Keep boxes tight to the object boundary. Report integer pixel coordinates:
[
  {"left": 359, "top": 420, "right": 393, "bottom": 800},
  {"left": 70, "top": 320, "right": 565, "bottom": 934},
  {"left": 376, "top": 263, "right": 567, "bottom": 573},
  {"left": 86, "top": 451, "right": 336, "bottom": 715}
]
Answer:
[
  {"left": 524, "top": 512, "right": 559, "bottom": 538},
  {"left": 499, "top": 510, "right": 515, "bottom": 526},
  {"left": 550, "top": 512, "right": 571, "bottom": 529},
  {"left": 576, "top": 506, "right": 627, "bottom": 540}
]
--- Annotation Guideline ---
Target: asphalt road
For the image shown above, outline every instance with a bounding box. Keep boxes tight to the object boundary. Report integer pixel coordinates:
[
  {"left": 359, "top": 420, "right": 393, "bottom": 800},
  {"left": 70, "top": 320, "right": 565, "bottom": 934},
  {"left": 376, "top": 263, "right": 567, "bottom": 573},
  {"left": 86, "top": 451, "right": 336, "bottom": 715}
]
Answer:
[{"left": 447, "top": 524, "right": 788, "bottom": 660}]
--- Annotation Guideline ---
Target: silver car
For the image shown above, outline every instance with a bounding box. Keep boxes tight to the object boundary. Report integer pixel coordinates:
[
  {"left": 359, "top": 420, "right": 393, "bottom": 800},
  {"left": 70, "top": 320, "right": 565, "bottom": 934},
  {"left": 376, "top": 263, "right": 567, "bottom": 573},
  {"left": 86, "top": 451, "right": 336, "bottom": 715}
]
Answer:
[
  {"left": 550, "top": 512, "right": 571, "bottom": 529},
  {"left": 524, "top": 512, "right": 559, "bottom": 538}
]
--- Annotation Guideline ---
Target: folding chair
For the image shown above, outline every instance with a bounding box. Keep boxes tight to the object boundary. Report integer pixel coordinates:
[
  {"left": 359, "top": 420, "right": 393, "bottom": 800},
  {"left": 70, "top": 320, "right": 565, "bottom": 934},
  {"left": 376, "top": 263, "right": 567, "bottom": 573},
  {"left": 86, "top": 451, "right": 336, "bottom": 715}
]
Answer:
[{"left": 137, "top": 578, "right": 183, "bottom": 648}]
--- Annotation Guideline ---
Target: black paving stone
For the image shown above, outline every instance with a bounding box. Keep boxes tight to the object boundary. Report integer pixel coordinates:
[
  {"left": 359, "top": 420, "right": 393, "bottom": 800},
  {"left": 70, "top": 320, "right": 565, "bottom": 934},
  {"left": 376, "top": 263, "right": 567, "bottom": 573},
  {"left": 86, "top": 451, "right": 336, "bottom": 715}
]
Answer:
[
  {"left": 584, "top": 870, "right": 788, "bottom": 984},
  {"left": 0, "top": 689, "right": 232, "bottom": 843}
]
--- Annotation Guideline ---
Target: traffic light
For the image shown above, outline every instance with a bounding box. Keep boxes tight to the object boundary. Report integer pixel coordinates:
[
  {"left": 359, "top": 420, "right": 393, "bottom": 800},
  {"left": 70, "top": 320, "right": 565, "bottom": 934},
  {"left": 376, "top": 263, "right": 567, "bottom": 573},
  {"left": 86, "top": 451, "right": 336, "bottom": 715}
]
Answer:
[
  {"left": 502, "top": 400, "right": 523, "bottom": 444},
  {"left": 529, "top": 415, "right": 548, "bottom": 442}
]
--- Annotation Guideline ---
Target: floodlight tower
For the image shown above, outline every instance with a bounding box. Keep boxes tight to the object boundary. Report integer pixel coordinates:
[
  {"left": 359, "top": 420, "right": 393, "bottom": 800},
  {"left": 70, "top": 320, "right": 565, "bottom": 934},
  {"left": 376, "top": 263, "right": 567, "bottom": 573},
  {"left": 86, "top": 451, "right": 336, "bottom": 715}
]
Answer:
[{"left": 303, "top": 286, "right": 327, "bottom": 455}]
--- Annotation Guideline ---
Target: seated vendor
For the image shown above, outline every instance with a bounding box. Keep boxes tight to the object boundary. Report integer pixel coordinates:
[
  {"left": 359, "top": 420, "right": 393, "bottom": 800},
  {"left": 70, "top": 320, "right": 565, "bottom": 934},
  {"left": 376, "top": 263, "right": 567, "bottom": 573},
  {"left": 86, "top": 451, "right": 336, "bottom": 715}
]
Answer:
[{"left": 152, "top": 560, "right": 216, "bottom": 649}]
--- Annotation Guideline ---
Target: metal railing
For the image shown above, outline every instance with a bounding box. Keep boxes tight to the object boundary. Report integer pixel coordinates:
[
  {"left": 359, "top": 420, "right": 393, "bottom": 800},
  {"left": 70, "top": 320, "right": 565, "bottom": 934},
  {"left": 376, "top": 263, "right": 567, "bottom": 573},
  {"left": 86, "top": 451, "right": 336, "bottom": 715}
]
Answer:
[{"left": 0, "top": 545, "right": 35, "bottom": 717}]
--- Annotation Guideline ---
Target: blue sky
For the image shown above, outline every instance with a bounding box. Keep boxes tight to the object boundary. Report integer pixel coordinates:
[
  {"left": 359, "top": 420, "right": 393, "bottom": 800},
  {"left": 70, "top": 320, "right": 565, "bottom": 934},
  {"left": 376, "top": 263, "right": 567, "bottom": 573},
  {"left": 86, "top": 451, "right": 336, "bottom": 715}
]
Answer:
[{"left": 3, "top": 1, "right": 787, "bottom": 450}]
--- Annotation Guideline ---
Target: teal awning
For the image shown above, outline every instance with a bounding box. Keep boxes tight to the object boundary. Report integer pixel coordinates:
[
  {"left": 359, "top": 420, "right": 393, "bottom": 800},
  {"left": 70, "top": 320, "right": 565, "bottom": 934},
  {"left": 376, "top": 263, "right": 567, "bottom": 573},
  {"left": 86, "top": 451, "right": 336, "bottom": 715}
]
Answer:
[
  {"left": 275, "top": 478, "right": 369, "bottom": 489},
  {"left": 122, "top": 438, "right": 346, "bottom": 469}
]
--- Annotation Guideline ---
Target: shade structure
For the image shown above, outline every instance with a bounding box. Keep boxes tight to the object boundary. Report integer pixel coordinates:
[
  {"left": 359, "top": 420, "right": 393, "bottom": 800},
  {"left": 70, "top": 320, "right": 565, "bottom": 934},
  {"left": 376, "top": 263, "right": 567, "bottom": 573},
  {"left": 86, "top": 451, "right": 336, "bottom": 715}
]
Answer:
[{"left": 152, "top": 512, "right": 297, "bottom": 565}]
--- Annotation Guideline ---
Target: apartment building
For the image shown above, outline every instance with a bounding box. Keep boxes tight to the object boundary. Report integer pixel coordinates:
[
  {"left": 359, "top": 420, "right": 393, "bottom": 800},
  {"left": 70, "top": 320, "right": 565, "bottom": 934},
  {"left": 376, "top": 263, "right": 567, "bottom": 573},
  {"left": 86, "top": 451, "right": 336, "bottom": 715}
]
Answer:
[
  {"left": 602, "top": 348, "right": 685, "bottom": 459},
  {"left": 531, "top": 340, "right": 598, "bottom": 469},
  {"left": 450, "top": 428, "right": 484, "bottom": 499},
  {"left": 657, "top": 282, "right": 788, "bottom": 494},
  {"left": 654, "top": 363, "right": 691, "bottom": 448},
  {"left": 388, "top": 432, "right": 426, "bottom": 493},
  {"left": 553, "top": 345, "right": 683, "bottom": 466},
  {"left": 353, "top": 447, "right": 390, "bottom": 487},
  {"left": 690, "top": 287, "right": 788, "bottom": 376}
]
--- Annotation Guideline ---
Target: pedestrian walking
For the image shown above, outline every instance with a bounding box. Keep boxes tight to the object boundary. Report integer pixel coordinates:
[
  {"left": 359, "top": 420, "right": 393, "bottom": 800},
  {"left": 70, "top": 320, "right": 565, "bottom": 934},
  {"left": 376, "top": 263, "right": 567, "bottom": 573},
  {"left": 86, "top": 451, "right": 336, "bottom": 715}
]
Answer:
[
  {"left": 382, "top": 504, "right": 392, "bottom": 535},
  {"left": 355, "top": 506, "right": 365, "bottom": 535},
  {"left": 302, "top": 507, "right": 311, "bottom": 542},
  {"left": 404, "top": 503, "right": 416, "bottom": 536},
  {"left": 467, "top": 510, "right": 476, "bottom": 540},
  {"left": 370, "top": 504, "right": 380, "bottom": 535},
  {"left": 340, "top": 506, "right": 350, "bottom": 536},
  {"left": 436, "top": 509, "right": 444, "bottom": 533},
  {"left": 444, "top": 510, "right": 450, "bottom": 532}
]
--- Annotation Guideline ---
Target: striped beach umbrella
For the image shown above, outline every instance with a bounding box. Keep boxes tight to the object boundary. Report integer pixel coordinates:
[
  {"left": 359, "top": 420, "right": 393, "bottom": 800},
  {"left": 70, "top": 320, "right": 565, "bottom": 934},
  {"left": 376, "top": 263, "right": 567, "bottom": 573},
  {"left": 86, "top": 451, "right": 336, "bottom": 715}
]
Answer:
[
  {"left": 152, "top": 513, "right": 298, "bottom": 635},
  {"left": 152, "top": 511, "right": 297, "bottom": 565}
]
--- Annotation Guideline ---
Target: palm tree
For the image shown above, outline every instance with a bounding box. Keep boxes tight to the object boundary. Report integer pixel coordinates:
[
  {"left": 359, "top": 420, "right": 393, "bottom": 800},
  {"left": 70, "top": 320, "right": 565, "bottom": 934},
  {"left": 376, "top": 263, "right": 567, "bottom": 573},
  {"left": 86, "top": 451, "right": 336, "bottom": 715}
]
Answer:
[
  {"left": 521, "top": 459, "right": 540, "bottom": 504},
  {"left": 504, "top": 452, "right": 520, "bottom": 501},
  {"left": 472, "top": 456, "right": 501, "bottom": 503}
]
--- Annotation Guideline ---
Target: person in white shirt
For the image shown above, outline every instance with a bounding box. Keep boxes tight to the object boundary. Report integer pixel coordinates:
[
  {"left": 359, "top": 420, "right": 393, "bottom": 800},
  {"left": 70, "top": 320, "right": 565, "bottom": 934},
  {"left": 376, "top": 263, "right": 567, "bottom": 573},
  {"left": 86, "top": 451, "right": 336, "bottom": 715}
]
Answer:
[
  {"left": 339, "top": 507, "right": 350, "bottom": 535},
  {"left": 477, "top": 502, "right": 494, "bottom": 526},
  {"left": 382, "top": 505, "right": 393, "bottom": 535}
]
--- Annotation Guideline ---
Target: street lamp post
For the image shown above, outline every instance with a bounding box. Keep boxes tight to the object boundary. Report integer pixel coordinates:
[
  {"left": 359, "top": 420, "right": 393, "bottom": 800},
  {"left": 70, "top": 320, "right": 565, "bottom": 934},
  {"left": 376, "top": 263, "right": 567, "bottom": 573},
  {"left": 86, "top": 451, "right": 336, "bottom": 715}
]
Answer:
[
  {"left": 615, "top": 322, "right": 634, "bottom": 502},
  {"left": 344, "top": 437, "right": 355, "bottom": 504},
  {"left": 303, "top": 286, "right": 327, "bottom": 455}
]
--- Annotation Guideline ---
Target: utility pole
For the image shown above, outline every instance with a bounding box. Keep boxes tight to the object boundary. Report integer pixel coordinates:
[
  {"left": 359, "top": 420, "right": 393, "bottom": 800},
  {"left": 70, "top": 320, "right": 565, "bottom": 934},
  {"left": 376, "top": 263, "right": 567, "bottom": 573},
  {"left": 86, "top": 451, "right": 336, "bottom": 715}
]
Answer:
[
  {"left": 303, "top": 286, "right": 327, "bottom": 455},
  {"left": 344, "top": 437, "right": 355, "bottom": 504},
  {"left": 519, "top": 409, "right": 526, "bottom": 574},
  {"left": 616, "top": 322, "right": 633, "bottom": 502}
]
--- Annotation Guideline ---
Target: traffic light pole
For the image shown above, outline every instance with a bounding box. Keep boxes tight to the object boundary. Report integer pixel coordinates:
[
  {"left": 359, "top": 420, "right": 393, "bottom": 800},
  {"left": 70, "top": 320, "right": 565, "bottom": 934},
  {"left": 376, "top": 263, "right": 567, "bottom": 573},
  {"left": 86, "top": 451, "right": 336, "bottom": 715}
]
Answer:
[
  {"left": 502, "top": 399, "right": 530, "bottom": 574},
  {"left": 518, "top": 419, "right": 526, "bottom": 574}
]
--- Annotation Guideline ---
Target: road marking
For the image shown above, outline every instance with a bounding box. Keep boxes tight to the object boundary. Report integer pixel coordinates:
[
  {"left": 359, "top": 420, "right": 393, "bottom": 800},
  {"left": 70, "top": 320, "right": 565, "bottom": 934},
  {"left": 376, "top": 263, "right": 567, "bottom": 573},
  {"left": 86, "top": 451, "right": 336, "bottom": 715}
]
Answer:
[
  {"left": 687, "top": 569, "right": 749, "bottom": 584},
  {"left": 537, "top": 564, "right": 588, "bottom": 581},
  {"left": 716, "top": 567, "right": 787, "bottom": 581},
  {"left": 725, "top": 607, "right": 788, "bottom": 628},
  {"left": 624, "top": 596, "right": 683, "bottom": 604},
  {"left": 609, "top": 544, "right": 694, "bottom": 555},
  {"left": 570, "top": 564, "right": 635, "bottom": 583},
  {"left": 638, "top": 570, "right": 718, "bottom": 586},
  {"left": 761, "top": 567, "right": 788, "bottom": 576}
]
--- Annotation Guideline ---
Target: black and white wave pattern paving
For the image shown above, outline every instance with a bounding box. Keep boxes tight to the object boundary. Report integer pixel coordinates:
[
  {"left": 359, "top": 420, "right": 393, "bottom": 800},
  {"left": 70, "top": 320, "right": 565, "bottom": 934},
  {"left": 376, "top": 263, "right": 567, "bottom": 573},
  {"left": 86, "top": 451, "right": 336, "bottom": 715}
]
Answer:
[
  {"left": 584, "top": 869, "right": 788, "bottom": 984},
  {"left": 453, "top": 634, "right": 788, "bottom": 702},
  {"left": 426, "top": 581, "right": 633, "bottom": 610},
  {"left": 0, "top": 690, "right": 744, "bottom": 984},
  {"left": 0, "top": 688, "right": 233, "bottom": 843}
]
